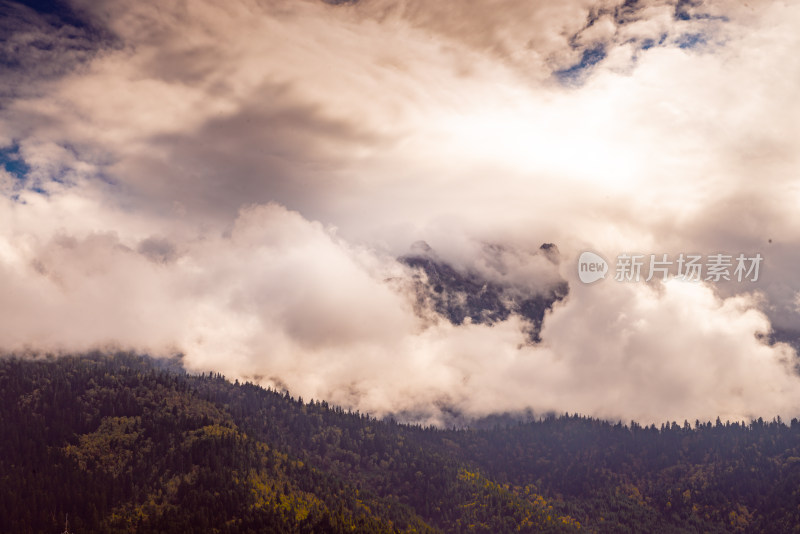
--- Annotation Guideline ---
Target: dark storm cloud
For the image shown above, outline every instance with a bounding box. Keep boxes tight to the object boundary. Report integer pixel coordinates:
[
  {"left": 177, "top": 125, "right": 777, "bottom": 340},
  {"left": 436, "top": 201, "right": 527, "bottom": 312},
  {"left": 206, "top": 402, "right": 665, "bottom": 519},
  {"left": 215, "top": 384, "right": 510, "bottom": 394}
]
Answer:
[
  {"left": 114, "top": 84, "right": 386, "bottom": 221},
  {"left": 0, "top": 0, "right": 112, "bottom": 99}
]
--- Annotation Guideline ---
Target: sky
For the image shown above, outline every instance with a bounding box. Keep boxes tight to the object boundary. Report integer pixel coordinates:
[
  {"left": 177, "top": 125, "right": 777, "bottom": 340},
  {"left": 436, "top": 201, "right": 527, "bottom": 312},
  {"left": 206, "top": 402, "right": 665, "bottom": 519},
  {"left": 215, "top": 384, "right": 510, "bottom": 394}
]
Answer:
[{"left": 1, "top": 0, "right": 800, "bottom": 425}]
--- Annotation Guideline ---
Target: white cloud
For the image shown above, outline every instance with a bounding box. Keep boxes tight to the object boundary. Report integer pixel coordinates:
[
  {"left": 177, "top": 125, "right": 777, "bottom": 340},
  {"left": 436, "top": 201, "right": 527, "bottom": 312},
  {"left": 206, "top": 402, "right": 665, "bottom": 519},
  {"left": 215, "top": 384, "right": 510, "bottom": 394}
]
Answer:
[{"left": 1, "top": 0, "right": 800, "bottom": 423}]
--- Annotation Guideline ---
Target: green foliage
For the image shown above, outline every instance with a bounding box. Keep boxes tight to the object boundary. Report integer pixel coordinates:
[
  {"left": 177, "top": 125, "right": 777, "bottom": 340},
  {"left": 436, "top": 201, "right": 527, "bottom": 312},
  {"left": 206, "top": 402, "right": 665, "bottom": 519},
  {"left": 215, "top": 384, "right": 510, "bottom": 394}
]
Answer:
[{"left": 1, "top": 353, "right": 799, "bottom": 533}]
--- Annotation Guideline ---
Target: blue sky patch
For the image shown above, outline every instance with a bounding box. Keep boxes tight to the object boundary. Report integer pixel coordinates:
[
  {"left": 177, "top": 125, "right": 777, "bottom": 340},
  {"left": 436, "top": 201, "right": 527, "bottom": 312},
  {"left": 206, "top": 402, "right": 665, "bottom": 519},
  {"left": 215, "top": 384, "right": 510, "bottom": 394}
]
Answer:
[
  {"left": 555, "top": 45, "right": 607, "bottom": 84},
  {"left": 677, "top": 33, "right": 706, "bottom": 49},
  {"left": 0, "top": 145, "right": 29, "bottom": 181}
]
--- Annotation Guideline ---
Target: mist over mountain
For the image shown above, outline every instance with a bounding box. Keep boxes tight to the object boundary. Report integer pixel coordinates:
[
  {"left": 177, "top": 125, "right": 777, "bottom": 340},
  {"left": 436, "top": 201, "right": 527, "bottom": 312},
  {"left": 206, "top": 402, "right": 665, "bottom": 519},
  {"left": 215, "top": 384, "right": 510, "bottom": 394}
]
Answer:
[
  {"left": 400, "top": 241, "right": 569, "bottom": 342},
  {"left": 5, "top": 1, "right": 800, "bottom": 531}
]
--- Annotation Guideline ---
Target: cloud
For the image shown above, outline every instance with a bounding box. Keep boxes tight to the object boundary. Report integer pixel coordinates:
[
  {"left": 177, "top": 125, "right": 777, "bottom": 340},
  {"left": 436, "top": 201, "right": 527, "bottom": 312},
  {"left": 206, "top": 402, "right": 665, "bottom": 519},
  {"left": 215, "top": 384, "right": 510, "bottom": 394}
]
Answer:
[
  {"left": 0, "top": 1, "right": 109, "bottom": 102},
  {"left": 1, "top": 0, "right": 800, "bottom": 424},
  {"left": 1, "top": 190, "right": 797, "bottom": 425}
]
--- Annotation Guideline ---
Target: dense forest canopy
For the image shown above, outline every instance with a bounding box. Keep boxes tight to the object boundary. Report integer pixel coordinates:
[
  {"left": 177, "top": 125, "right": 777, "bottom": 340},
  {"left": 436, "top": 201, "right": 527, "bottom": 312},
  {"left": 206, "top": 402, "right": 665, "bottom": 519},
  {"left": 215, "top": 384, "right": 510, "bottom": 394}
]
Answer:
[{"left": 1, "top": 352, "right": 799, "bottom": 533}]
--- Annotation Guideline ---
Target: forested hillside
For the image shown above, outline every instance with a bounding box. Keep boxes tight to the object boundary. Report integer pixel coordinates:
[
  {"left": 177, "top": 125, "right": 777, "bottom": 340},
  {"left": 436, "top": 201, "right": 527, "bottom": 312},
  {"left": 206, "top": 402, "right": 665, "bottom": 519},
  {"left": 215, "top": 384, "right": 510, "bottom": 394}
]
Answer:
[{"left": 1, "top": 353, "right": 799, "bottom": 533}]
